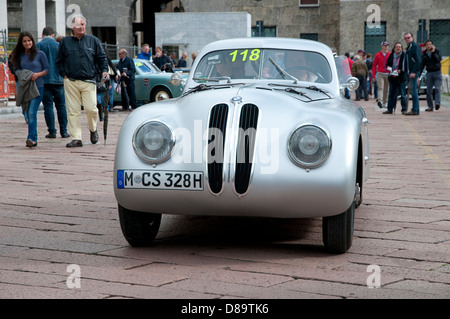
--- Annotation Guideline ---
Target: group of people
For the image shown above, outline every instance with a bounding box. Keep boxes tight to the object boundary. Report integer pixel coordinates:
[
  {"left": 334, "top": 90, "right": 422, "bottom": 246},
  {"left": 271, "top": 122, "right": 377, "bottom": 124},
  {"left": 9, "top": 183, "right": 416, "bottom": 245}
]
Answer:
[
  {"left": 8, "top": 14, "right": 147, "bottom": 148},
  {"left": 349, "top": 32, "right": 443, "bottom": 116},
  {"left": 137, "top": 44, "right": 191, "bottom": 71}
]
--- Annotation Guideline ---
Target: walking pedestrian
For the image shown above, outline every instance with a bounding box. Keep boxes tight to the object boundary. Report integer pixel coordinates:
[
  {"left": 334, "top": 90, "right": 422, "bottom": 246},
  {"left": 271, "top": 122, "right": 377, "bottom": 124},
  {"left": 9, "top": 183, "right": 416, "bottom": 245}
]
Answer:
[
  {"left": 351, "top": 55, "right": 369, "bottom": 101},
  {"left": 36, "top": 27, "right": 70, "bottom": 139},
  {"left": 10, "top": 31, "right": 49, "bottom": 148},
  {"left": 153, "top": 46, "right": 171, "bottom": 71},
  {"left": 56, "top": 14, "right": 108, "bottom": 147},
  {"left": 403, "top": 32, "right": 422, "bottom": 116},
  {"left": 116, "top": 49, "right": 137, "bottom": 111},
  {"left": 384, "top": 42, "right": 407, "bottom": 114},
  {"left": 420, "top": 40, "right": 442, "bottom": 112},
  {"left": 8, "top": 53, "right": 28, "bottom": 123},
  {"left": 97, "top": 57, "right": 118, "bottom": 120},
  {"left": 136, "top": 44, "right": 152, "bottom": 61},
  {"left": 372, "top": 41, "right": 391, "bottom": 108},
  {"left": 177, "top": 52, "right": 188, "bottom": 68}
]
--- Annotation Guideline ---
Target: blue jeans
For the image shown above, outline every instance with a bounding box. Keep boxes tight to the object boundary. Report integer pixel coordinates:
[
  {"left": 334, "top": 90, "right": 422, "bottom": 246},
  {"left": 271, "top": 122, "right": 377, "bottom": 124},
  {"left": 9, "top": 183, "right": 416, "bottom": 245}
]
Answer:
[
  {"left": 97, "top": 85, "right": 114, "bottom": 111},
  {"left": 356, "top": 76, "right": 368, "bottom": 100},
  {"left": 42, "top": 84, "right": 68, "bottom": 135},
  {"left": 27, "top": 87, "right": 44, "bottom": 142},
  {"left": 426, "top": 70, "right": 442, "bottom": 109},
  {"left": 408, "top": 74, "right": 420, "bottom": 114}
]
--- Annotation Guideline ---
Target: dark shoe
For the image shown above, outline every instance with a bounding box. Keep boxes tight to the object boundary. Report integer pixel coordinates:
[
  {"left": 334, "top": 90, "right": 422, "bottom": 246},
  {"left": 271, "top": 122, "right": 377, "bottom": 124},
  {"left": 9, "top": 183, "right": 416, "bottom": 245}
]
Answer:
[
  {"left": 61, "top": 132, "right": 70, "bottom": 138},
  {"left": 425, "top": 107, "right": 433, "bottom": 112},
  {"left": 365, "top": 98, "right": 369, "bottom": 101},
  {"left": 435, "top": 104, "right": 440, "bottom": 110},
  {"left": 404, "top": 111, "right": 419, "bottom": 116},
  {"left": 382, "top": 111, "right": 393, "bottom": 114},
  {"left": 355, "top": 98, "right": 360, "bottom": 101},
  {"left": 45, "top": 133, "right": 57, "bottom": 139},
  {"left": 66, "top": 140, "right": 82, "bottom": 148},
  {"left": 90, "top": 130, "right": 99, "bottom": 144},
  {"left": 377, "top": 101, "right": 383, "bottom": 108},
  {"left": 26, "top": 140, "right": 37, "bottom": 147}
]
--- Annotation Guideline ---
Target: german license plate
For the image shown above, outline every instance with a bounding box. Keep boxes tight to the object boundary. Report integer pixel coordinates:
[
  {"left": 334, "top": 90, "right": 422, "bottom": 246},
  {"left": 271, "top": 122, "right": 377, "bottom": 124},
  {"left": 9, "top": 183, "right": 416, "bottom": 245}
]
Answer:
[{"left": 117, "top": 170, "right": 204, "bottom": 190}]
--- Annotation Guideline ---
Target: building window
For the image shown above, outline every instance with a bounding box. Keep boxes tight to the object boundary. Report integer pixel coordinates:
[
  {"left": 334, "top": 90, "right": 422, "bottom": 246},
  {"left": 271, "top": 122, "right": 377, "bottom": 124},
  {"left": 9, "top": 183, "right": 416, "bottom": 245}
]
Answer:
[
  {"left": 300, "top": 33, "right": 318, "bottom": 41},
  {"left": 251, "top": 26, "right": 277, "bottom": 37},
  {"left": 7, "top": 0, "right": 22, "bottom": 11},
  {"left": 364, "top": 21, "right": 386, "bottom": 56},
  {"left": 429, "top": 19, "right": 450, "bottom": 56},
  {"left": 299, "top": 0, "right": 319, "bottom": 7}
]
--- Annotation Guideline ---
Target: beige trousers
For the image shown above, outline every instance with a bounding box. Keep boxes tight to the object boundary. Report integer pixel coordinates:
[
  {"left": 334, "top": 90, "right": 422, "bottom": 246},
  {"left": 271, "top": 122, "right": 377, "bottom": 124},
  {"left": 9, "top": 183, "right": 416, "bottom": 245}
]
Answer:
[
  {"left": 64, "top": 79, "right": 98, "bottom": 141},
  {"left": 376, "top": 72, "right": 389, "bottom": 105}
]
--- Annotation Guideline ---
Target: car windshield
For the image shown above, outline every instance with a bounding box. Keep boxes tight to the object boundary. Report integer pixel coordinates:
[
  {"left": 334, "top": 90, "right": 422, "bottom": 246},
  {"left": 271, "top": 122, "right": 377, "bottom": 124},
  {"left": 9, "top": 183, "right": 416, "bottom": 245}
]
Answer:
[
  {"left": 135, "top": 60, "right": 161, "bottom": 74},
  {"left": 193, "top": 48, "right": 332, "bottom": 84}
]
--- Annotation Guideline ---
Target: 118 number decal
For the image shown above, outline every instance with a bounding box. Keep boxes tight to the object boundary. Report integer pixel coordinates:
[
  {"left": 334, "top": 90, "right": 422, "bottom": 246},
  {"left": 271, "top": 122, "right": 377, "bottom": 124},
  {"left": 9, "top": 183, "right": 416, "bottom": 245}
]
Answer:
[{"left": 229, "top": 49, "right": 261, "bottom": 62}]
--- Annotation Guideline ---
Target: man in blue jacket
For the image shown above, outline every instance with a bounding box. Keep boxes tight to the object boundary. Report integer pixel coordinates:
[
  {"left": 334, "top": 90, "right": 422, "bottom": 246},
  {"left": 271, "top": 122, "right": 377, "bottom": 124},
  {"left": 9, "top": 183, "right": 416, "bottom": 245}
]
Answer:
[
  {"left": 37, "top": 27, "right": 69, "bottom": 139},
  {"left": 403, "top": 32, "right": 422, "bottom": 116},
  {"left": 117, "top": 49, "right": 137, "bottom": 111},
  {"left": 136, "top": 44, "right": 151, "bottom": 61},
  {"left": 56, "top": 14, "right": 108, "bottom": 147}
]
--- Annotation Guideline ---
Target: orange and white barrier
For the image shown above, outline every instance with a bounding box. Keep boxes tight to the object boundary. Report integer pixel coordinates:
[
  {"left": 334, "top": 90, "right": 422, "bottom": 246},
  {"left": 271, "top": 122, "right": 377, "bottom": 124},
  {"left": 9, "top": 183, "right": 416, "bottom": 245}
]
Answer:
[{"left": 0, "top": 63, "right": 9, "bottom": 102}]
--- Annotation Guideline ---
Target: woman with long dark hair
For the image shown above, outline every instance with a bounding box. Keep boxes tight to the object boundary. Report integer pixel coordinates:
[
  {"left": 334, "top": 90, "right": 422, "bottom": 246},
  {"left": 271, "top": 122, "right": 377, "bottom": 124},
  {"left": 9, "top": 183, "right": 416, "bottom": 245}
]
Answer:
[
  {"left": 383, "top": 42, "right": 407, "bottom": 114},
  {"left": 10, "top": 31, "right": 49, "bottom": 147}
]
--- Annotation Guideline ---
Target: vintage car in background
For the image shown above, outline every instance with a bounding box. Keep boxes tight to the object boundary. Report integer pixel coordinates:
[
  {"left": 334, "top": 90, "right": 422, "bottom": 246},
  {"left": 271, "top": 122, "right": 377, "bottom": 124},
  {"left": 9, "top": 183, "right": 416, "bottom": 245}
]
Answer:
[
  {"left": 112, "top": 59, "right": 185, "bottom": 104},
  {"left": 114, "top": 38, "right": 370, "bottom": 253}
]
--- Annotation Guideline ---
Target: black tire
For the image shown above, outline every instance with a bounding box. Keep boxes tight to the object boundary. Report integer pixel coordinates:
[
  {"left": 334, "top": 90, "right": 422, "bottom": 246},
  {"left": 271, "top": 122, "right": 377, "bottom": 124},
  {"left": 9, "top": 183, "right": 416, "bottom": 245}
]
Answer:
[
  {"left": 151, "top": 87, "right": 172, "bottom": 102},
  {"left": 118, "top": 204, "right": 162, "bottom": 247},
  {"left": 322, "top": 202, "right": 355, "bottom": 254}
]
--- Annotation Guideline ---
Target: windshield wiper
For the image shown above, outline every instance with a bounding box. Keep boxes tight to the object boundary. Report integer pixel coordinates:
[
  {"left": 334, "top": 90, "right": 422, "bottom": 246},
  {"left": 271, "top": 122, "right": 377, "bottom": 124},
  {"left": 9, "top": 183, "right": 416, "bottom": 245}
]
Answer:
[
  {"left": 284, "top": 88, "right": 312, "bottom": 100},
  {"left": 182, "top": 84, "right": 214, "bottom": 97},
  {"left": 305, "top": 85, "right": 331, "bottom": 97},
  {"left": 193, "top": 76, "right": 232, "bottom": 83},
  {"left": 268, "top": 83, "right": 331, "bottom": 98},
  {"left": 269, "top": 57, "right": 299, "bottom": 84},
  {"left": 182, "top": 82, "right": 244, "bottom": 97}
]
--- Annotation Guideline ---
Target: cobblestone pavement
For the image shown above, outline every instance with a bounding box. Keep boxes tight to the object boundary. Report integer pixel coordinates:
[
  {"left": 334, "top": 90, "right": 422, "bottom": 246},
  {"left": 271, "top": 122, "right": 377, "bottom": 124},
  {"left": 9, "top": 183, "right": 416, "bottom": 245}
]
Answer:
[{"left": 0, "top": 96, "right": 449, "bottom": 301}]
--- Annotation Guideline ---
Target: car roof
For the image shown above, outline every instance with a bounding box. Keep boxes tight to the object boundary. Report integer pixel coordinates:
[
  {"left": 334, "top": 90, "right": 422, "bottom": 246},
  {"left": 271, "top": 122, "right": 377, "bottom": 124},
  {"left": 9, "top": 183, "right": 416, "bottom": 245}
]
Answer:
[{"left": 199, "top": 37, "right": 333, "bottom": 56}]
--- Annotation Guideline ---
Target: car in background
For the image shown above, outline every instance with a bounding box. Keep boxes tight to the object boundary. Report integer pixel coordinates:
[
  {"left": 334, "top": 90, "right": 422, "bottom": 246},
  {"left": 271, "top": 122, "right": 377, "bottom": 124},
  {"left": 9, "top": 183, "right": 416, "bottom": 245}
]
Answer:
[
  {"left": 114, "top": 38, "right": 370, "bottom": 253},
  {"left": 112, "top": 59, "right": 185, "bottom": 104},
  {"left": 418, "top": 69, "right": 435, "bottom": 98}
]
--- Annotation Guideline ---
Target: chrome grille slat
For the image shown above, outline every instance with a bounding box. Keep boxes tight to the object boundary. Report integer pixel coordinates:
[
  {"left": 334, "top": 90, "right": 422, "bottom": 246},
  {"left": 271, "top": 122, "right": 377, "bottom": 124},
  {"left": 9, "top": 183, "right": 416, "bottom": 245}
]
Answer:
[
  {"left": 207, "top": 104, "right": 229, "bottom": 194},
  {"left": 235, "top": 104, "right": 259, "bottom": 195}
]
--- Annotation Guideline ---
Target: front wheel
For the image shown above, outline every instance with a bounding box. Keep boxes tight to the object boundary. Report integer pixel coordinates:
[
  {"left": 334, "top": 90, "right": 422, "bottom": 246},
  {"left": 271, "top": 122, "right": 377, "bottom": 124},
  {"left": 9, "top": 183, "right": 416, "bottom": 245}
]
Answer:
[
  {"left": 118, "top": 204, "right": 162, "bottom": 247},
  {"left": 322, "top": 202, "right": 355, "bottom": 254},
  {"left": 151, "top": 87, "right": 172, "bottom": 102}
]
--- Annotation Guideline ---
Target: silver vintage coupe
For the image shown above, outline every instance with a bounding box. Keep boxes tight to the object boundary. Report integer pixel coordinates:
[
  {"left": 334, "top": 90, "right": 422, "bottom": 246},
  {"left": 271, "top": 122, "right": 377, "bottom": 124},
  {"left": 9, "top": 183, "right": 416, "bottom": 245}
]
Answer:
[{"left": 114, "top": 38, "right": 370, "bottom": 253}]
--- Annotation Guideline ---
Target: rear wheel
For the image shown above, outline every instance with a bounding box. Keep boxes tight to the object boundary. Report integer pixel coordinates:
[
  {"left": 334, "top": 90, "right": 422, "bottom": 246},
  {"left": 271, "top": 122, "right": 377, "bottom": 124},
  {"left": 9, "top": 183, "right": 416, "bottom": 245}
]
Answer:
[
  {"left": 322, "top": 202, "right": 355, "bottom": 254},
  {"left": 118, "top": 204, "right": 161, "bottom": 247}
]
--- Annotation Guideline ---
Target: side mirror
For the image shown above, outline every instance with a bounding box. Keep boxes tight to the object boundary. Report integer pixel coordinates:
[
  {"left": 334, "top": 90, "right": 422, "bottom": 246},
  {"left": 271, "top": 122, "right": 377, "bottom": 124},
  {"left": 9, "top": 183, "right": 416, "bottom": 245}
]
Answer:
[{"left": 342, "top": 77, "right": 360, "bottom": 91}]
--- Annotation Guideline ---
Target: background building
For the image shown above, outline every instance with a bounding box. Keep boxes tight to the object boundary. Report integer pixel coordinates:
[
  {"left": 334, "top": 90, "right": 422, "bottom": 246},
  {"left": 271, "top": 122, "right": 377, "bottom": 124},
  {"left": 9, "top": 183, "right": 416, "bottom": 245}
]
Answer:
[{"left": 2, "top": 0, "right": 450, "bottom": 61}]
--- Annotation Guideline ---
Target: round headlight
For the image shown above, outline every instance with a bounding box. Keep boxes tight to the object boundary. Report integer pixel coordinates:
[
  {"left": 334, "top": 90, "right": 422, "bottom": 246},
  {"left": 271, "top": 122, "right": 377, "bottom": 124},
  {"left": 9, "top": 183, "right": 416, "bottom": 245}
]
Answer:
[
  {"left": 288, "top": 125, "right": 331, "bottom": 168},
  {"left": 133, "top": 121, "right": 175, "bottom": 163}
]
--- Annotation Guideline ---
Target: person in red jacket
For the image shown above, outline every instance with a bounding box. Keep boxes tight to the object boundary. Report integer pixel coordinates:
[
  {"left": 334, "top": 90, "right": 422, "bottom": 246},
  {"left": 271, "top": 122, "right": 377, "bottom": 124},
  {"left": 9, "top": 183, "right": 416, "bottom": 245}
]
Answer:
[{"left": 372, "top": 41, "right": 391, "bottom": 108}]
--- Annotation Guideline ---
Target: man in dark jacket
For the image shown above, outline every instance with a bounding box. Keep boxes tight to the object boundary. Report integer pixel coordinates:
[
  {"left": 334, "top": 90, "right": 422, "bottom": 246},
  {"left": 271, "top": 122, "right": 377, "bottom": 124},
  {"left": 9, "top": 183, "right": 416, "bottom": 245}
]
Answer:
[
  {"left": 116, "top": 49, "right": 137, "bottom": 111},
  {"left": 420, "top": 40, "right": 442, "bottom": 112},
  {"left": 403, "top": 32, "right": 422, "bottom": 115},
  {"left": 56, "top": 14, "right": 108, "bottom": 147},
  {"left": 37, "top": 27, "right": 69, "bottom": 139}
]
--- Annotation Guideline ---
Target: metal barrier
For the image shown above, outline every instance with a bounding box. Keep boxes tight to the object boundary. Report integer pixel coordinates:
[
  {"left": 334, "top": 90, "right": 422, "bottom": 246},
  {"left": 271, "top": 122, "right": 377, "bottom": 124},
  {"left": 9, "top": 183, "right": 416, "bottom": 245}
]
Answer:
[{"left": 0, "top": 64, "right": 9, "bottom": 103}]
